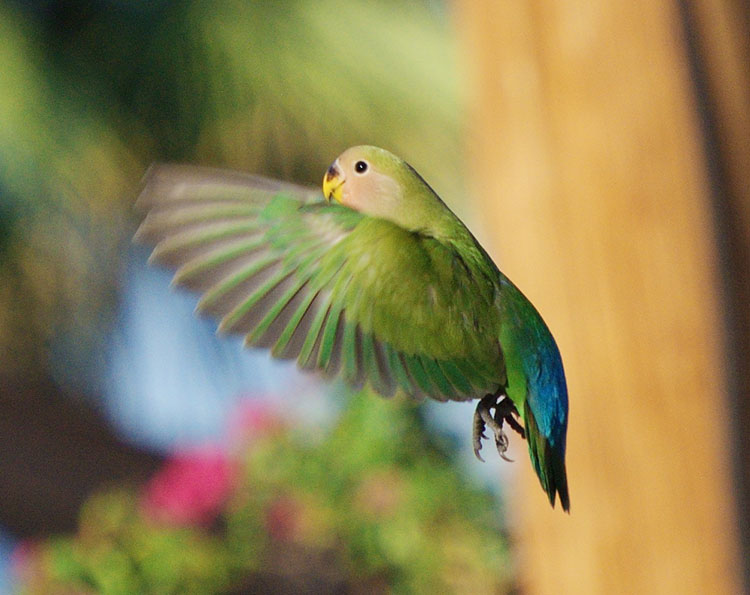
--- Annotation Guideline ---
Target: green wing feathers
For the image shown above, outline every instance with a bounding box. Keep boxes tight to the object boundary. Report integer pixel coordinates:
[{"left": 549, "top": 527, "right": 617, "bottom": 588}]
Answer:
[{"left": 136, "top": 164, "right": 505, "bottom": 403}]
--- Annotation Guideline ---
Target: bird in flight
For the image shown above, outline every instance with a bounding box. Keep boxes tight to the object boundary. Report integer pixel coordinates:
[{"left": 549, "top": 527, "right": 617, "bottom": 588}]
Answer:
[{"left": 135, "top": 145, "right": 570, "bottom": 511}]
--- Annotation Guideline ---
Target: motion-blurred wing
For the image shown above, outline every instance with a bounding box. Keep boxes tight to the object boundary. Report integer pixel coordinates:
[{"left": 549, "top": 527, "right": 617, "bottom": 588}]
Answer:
[{"left": 136, "top": 164, "right": 504, "bottom": 402}]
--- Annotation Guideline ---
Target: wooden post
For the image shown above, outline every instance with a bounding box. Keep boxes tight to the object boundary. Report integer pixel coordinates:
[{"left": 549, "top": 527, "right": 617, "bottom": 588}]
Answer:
[
  {"left": 680, "top": 3, "right": 750, "bottom": 583},
  {"left": 457, "top": 1, "right": 746, "bottom": 593}
]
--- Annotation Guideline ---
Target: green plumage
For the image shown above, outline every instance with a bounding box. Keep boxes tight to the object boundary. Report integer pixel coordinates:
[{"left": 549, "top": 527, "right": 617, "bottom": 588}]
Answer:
[{"left": 135, "top": 146, "right": 570, "bottom": 511}]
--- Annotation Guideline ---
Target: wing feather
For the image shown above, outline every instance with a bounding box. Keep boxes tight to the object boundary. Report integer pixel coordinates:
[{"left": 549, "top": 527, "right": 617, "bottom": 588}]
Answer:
[
  {"left": 298, "top": 292, "right": 334, "bottom": 369},
  {"left": 365, "top": 333, "right": 396, "bottom": 397},
  {"left": 219, "top": 268, "right": 293, "bottom": 335},
  {"left": 341, "top": 320, "right": 363, "bottom": 388},
  {"left": 384, "top": 342, "right": 415, "bottom": 395},
  {"left": 270, "top": 285, "right": 322, "bottom": 359},
  {"left": 320, "top": 305, "right": 345, "bottom": 378},
  {"left": 136, "top": 163, "right": 318, "bottom": 209},
  {"left": 136, "top": 206, "right": 263, "bottom": 246},
  {"left": 422, "top": 357, "right": 457, "bottom": 401},
  {"left": 401, "top": 353, "right": 436, "bottom": 398},
  {"left": 246, "top": 278, "right": 310, "bottom": 348},
  {"left": 438, "top": 360, "right": 473, "bottom": 396},
  {"left": 150, "top": 219, "right": 262, "bottom": 260},
  {"left": 197, "top": 251, "right": 280, "bottom": 316},
  {"left": 135, "top": 163, "right": 505, "bottom": 403},
  {"left": 173, "top": 237, "right": 267, "bottom": 288}
]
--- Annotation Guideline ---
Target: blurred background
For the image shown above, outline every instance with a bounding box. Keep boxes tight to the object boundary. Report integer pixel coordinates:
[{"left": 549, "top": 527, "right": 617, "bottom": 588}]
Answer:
[{"left": 0, "top": 0, "right": 748, "bottom": 593}]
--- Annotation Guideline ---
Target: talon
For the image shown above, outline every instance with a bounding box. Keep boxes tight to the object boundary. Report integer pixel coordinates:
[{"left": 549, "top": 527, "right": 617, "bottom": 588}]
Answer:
[
  {"left": 495, "top": 431, "right": 508, "bottom": 452},
  {"left": 505, "top": 413, "right": 526, "bottom": 439},
  {"left": 473, "top": 400, "right": 489, "bottom": 462},
  {"left": 495, "top": 432, "right": 513, "bottom": 462},
  {"left": 494, "top": 397, "right": 526, "bottom": 439},
  {"left": 473, "top": 392, "right": 527, "bottom": 463}
]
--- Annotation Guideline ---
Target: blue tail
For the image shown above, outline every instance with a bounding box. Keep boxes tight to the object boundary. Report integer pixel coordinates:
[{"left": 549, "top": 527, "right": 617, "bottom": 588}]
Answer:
[
  {"left": 524, "top": 326, "right": 569, "bottom": 511},
  {"left": 500, "top": 279, "right": 570, "bottom": 511}
]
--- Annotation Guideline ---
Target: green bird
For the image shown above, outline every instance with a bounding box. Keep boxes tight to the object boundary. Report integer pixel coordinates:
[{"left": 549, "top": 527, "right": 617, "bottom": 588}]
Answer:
[{"left": 135, "top": 146, "right": 570, "bottom": 511}]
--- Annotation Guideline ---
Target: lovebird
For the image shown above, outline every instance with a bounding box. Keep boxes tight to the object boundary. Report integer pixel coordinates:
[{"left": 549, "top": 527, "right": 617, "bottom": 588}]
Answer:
[{"left": 135, "top": 146, "right": 570, "bottom": 511}]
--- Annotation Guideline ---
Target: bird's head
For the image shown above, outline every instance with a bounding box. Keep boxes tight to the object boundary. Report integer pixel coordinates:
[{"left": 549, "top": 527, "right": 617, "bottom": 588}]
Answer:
[
  {"left": 323, "top": 146, "right": 409, "bottom": 215},
  {"left": 322, "top": 145, "right": 460, "bottom": 239}
]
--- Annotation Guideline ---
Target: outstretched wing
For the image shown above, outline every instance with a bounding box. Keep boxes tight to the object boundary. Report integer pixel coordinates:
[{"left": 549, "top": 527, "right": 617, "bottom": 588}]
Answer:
[{"left": 136, "top": 164, "right": 505, "bottom": 402}]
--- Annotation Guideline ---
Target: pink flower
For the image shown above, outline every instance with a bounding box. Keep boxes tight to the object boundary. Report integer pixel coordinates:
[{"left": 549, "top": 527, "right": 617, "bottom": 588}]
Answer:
[
  {"left": 227, "top": 398, "right": 285, "bottom": 445},
  {"left": 142, "top": 445, "right": 236, "bottom": 526}
]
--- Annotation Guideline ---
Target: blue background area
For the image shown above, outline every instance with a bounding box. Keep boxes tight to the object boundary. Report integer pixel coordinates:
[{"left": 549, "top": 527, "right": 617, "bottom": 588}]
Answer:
[{"left": 103, "top": 248, "right": 306, "bottom": 450}]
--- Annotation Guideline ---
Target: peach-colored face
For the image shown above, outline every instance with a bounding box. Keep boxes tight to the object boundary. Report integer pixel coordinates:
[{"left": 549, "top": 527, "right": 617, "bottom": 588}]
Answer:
[{"left": 322, "top": 148, "right": 402, "bottom": 217}]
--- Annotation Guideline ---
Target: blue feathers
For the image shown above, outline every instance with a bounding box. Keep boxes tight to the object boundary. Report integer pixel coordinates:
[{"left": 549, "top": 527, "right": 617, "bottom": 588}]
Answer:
[
  {"left": 524, "top": 332, "right": 568, "bottom": 454},
  {"left": 499, "top": 277, "right": 570, "bottom": 511},
  {"left": 523, "top": 333, "right": 570, "bottom": 511}
]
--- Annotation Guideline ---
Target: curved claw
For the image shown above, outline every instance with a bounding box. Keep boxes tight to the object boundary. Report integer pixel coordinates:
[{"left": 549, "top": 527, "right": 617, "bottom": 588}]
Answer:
[
  {"left": 495, "top": 432, "right": 508, "bottom": 453},
  {"left": 474, "top": 393, "right": 512, "bottom": 463},
  {"left": 473, "top": 408, "right": 487, "bottom": 462},
  {"left": 493, "top": 427, "right": 514, "bottom": 462},
  {"left": 496, "top": 440, "right": 514, "bottom": 462},
  {"left": 473, "top": 393, "right": 526, "bottom": 463}
]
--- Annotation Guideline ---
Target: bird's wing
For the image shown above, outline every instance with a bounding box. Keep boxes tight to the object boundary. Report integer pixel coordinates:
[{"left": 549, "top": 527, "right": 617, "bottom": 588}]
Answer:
[{"left": 136, "top": 164, "right": 505, "bottom": 402}]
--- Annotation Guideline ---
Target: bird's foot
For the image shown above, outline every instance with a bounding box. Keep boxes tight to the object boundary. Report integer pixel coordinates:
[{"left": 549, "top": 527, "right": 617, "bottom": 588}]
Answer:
[{"left": 472, "top": 393, "right": 525, "bottom": 463}]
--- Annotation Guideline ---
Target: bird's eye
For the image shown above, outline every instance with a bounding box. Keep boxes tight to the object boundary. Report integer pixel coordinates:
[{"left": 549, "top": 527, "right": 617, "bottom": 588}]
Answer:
[{"left": 354, "top": 160, "right": 368, "bottom": 174}]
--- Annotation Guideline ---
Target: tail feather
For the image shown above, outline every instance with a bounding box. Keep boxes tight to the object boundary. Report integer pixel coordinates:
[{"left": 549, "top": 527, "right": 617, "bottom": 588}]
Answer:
[{"left": 524, "top": 401, "right": 570, "bottom": 512}]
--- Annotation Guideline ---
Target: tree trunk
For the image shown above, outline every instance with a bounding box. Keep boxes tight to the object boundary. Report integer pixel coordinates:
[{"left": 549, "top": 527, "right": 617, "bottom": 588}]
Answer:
[{"left": 457, "top": 1, "right": 747, "bottom": 593}]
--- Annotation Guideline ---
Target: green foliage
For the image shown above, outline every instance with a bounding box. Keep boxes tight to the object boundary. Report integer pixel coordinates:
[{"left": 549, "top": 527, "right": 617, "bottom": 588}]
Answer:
[
  {"left": 241, "top": 393, "right": 510, "bottom": 592},
  {"left": 0, "top": 0, "right": 466, "bottom": 380},
  {"left": 20, "top": 393, "right": 513, "bottom": 593},
  {"left": 21, "top": 490, "right": 241, "bottom": 594}
]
